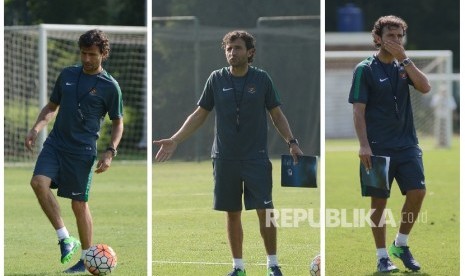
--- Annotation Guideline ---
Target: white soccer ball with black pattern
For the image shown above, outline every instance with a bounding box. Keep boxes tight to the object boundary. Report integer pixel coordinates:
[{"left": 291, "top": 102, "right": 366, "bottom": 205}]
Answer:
[
  {"left": 309, "top": 254, "right": 320, "bottom": 276},
  {"left": 84, "top": 244, "right": 117, "bottom": 275}
]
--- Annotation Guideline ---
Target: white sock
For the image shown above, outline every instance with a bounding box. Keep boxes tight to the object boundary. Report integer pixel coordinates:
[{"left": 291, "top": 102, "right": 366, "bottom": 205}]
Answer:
[
  {"left": 267, "top": 255, "right": 278, "bottom": 268},
  {"left": 233, "top": 258, "right": 245, "bottom": 270},
  {"left": 81, "top": 249, "right": 89, "bottom": 260},
  {"left": 395, "top": 233, "right": 409, "bottom": 247},
  {"left": 376, "top": 248, "right": 389, "bottom": 260},
  {"left": 56, "top": 227, "right": 70, "bottom": 240}
]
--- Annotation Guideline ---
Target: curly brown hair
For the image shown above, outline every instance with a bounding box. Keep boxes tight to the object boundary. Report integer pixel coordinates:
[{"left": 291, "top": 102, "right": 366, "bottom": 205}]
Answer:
[
  {"left": 221, "top": 30, "right": 256, "bottom": 63},
  {"left": 371, "top": 15, "right": 408, "bottom": 48},
  {"left": 78, "top": 29, "right": 110, "bottom": 60}
]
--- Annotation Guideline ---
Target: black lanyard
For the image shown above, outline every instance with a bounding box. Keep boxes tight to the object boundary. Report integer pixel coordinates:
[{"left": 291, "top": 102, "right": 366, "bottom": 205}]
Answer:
[
  {"left": 376, "top": 56, "right": 400, "bottom": 119},
  {"left": 228, "top": 67, "right": 250, "bottom": 132},
  {"left": 75, "top": 67, "right": 100, "bottom": 123}
]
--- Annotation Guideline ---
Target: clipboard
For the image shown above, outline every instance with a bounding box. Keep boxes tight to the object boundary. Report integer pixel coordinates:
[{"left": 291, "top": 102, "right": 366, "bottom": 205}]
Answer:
[
  {"left": 360, "top": 155, "right": 390, "bottom": 190},
  {"left": 281, "top": 155, "right": 318, "bottom": 188}
]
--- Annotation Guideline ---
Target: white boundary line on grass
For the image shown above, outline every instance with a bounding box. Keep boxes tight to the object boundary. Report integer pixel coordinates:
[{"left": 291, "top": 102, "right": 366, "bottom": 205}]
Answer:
[
  {"left": 153, "top": 260, "right": 233, "bottom": 266},
  {"left": 153, "top": 260, "right": 308, "bottom": 267}
]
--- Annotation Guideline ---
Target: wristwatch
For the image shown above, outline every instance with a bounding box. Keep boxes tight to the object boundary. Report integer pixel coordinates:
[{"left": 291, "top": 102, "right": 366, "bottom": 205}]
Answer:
[
  {"left": 106, "top": 146, "right": 117, "bottom": 157},
  {"left": 400, "top": 58, "right": 412, "bottom": 67},
  {"left": 287, "top": 138, "right": 299, "bottom": 148}
]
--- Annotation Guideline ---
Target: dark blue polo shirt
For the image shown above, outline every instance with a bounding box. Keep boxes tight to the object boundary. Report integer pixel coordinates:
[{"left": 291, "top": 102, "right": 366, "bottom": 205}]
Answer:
[
  {"left": 348, "top": 56, "right": 418, "bottom": 149},
  {"left": 198, "top": 66, "right": 281, "bottom": 160},
  {"left": 46, "top": 65, "right": 123, "bottom": 156}
]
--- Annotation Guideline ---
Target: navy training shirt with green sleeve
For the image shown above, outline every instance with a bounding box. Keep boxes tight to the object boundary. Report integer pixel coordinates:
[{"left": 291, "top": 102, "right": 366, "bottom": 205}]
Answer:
[
  {"left": 348, "top": 55, "right": 418, "bottom": 149},
  {"left": 198, "top": 66, "right": 281, "bottom": 160},
  {"left": 46, "top": 65, "right": 123, "bottom": 156}
]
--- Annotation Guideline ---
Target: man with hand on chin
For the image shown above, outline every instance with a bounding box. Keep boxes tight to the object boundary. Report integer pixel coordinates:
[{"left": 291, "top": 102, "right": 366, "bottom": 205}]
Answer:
[{"left": 349, "top": 15, "right": 430, "bottom": 273}]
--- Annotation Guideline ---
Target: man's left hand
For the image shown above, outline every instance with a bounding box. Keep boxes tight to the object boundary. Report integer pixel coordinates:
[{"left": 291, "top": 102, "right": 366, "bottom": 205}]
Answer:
[
  {"left": 290, "top": 144, "right": 303, "bottom": 164},
  {"left": 95, "top": 151, "right": 113, "bottom": 174}
]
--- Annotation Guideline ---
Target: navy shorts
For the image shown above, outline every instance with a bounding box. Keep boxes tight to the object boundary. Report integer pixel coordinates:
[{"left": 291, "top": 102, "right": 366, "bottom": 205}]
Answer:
[
  {"left": 361, "top": 145, "right": 426, "bottom": 198},
  {"left": 212, "top": 159, "right": 273, "bottom": 211},
  {"left": 33, "top": 144, "right": 96, "bottom": 202}
]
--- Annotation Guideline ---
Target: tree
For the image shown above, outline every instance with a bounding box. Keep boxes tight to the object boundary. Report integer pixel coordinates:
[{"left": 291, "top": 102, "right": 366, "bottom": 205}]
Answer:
[
  {"left": 4, "top": 0, "right": 145, "bottom": 26},
  {"left": 326, "top": 0, "right": 459, "bottom": 71}
]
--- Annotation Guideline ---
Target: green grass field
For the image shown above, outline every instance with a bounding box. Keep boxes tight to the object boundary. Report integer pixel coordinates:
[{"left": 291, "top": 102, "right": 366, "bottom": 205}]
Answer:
[
  {"left": 153, "top": 159, "right": 320, "bottom": 276},
  {"left": 4, "top": 161, "right": 147, "bottom": 276},
  {"left": 325, "top": 137, "right": 460, "bottom": 275},
  {"left": 5, "top": 137, "right": 456, "bottom": 275}
]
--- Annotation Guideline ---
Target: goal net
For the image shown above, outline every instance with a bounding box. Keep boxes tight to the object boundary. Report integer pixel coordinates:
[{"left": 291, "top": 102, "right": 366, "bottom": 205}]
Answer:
[
  {"left": 4, "top": 24, "right": 146, "bottom": 162},
  {"left": 326, "top": 50, "right": 458, "bottom": 148}
]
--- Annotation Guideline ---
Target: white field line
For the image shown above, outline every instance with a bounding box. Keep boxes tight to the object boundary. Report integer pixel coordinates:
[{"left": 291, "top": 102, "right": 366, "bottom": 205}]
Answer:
[{"left": 152, "top": 260, "right": 308, "bottom": 267}]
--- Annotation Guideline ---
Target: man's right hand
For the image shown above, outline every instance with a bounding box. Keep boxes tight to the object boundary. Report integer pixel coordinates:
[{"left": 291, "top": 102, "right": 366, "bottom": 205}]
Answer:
[
  {"left": 153, "top": 139, "right": 178, "bottom": 162},
  {"left": 25, "top": 129, "right": 38, "bottom": 152},
  {"left": 359, "top": 145, "right": 373, "bottom": 170}
]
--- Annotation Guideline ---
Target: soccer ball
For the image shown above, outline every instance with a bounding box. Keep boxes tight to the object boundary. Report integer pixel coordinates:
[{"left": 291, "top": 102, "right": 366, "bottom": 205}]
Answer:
[
  {"left": 84, "top": 244, "right": 117, "bottom": 275},
  {"left": 309, "top": 254, "right": 320, "bottom": 276}
]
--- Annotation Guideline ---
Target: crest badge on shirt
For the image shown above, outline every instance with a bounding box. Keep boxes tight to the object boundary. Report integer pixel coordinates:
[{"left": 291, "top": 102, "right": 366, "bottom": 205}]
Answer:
[
  {"left": 246, "top": 84, "right": 256, "bottom": 94},
  {"left": 90, "top": 88, "right": 98, "bottom": 95},
  {"left": 398, "top": 67, "right": 408, "bottom": 80}
]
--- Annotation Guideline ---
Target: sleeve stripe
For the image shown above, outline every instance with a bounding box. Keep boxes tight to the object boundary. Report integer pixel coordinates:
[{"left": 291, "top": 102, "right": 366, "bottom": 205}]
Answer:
[{"left": 353, "top": 65, "right": 364, "bottom": 100}]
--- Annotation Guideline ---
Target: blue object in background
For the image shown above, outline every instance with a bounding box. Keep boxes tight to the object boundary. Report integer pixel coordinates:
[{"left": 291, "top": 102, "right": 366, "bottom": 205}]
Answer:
[{"left": 337, "top": 3, "right": 363, "bottom": 32}]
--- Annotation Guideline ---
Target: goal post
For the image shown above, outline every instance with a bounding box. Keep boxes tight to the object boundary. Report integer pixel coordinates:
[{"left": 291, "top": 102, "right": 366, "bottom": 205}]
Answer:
[
  {"left": 325, "top": 50, "right": 458, "bottom": 148},
  {"left": 4, "top": 24, "right": 147, "bottom": 162}
]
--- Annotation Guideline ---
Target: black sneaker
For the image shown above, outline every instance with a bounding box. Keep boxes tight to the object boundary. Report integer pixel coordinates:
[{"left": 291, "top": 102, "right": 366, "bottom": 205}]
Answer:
[
  {"left": 388, "top": 241, "right": 421, "bottom": 271},
  {"left": 226, "top": 267, "right": 246, "bottom": 276},
  {"left": 268, "top": 265, "right": 283, "bottom": 276},
  {"left": 377, "top": 257, "right": 399, "bottom": 273},
  {"left": 58, "top": 236, "right": 80, "bottom": 264},
  {"left": 63, "top": 259, "right": 86, "bottom": 273}
]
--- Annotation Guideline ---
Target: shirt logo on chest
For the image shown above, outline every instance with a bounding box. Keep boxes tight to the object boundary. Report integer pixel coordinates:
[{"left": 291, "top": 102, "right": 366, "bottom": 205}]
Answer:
[
  {"left": 399, "top": 71, "right": 408, "bottom": 80},
  {"left": 222, "top": 87, "right": 233, "bottom": 92},
  {"left": 399, "top": 67, "right": 408, "bottom": 79},
  {"left": 246, "top": 84, "right": 256, "bottom": 94}
]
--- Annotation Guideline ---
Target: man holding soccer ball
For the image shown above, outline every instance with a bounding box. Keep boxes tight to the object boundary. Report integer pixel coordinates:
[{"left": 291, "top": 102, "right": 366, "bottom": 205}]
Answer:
[
  {"left": 348, "top": 16, "right": 430, "bottom": 272},
  {"left": 25, "top": 29, "right": 123, "bottom": 273},
  {"left": 154, "top": 30, "right": 303, "bottom": 276}
]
